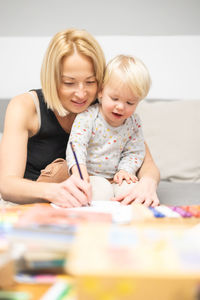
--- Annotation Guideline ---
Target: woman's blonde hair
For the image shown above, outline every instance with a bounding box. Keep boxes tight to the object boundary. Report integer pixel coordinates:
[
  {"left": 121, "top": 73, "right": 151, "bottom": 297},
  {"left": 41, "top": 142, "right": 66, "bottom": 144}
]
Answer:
[
  {"left": 41, "top": 28, "right": 106, "bottom": 116},
  {"left": 103, "top": 55, "right": 151, "bottom": 100}
]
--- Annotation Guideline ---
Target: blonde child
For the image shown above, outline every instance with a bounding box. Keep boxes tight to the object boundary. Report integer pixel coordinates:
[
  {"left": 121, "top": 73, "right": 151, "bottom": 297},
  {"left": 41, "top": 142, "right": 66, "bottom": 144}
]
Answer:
[{"left": 66, "top": 54, "right": 151, "bottom": 201}]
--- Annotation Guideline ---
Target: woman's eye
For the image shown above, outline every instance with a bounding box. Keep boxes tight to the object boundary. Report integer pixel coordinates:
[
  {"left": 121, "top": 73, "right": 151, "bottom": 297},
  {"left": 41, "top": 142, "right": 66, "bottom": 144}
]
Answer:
[
  {"left": 86, "top": 81, "right": 96, "bottom": 84},
  {"left": 127, "top": 102, "right": 134, "bottom": 105},
  {"left": 64, "top": 82, "right": 74, "bottom": 85},
  {"left": 111, "top": 98, "right": 118, "bottom": 101}
]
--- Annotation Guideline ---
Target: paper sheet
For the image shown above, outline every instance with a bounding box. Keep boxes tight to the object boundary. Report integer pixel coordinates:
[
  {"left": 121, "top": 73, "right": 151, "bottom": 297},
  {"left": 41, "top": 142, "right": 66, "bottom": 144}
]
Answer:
[{"left": 51, "top": 201, "right": 132, "bottom": 224}]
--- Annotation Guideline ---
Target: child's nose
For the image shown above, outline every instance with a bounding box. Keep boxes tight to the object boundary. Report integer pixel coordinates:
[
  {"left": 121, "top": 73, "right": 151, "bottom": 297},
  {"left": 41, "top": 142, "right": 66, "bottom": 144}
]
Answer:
[{"left": 116, "top": 102, "right": 124, "bottom": 110}]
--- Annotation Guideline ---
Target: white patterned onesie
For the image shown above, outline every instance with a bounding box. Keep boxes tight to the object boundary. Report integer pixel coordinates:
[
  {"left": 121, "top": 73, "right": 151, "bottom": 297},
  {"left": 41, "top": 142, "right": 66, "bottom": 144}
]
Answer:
[{"left": 66, "top": 103, "right": 145, "bottom": 200}]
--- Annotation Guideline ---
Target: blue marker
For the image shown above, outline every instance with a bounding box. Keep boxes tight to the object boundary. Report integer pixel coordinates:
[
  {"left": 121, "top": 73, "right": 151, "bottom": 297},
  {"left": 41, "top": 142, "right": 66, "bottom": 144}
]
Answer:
[{"left": 149, "top": 207, "right": 165, "bottom": 218}]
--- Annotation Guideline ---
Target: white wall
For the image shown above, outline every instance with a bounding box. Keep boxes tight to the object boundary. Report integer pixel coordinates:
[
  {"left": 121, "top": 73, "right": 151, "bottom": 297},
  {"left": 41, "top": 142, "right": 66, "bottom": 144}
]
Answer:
[
  {"left": 1, "top": 0, "right": 200, "bottom": 36},
  {"left": 0, "top": 36, "right": 200, "bottom": 100},
  {"left": 1, "top": 0, "right": 200, "bottom": 100}
]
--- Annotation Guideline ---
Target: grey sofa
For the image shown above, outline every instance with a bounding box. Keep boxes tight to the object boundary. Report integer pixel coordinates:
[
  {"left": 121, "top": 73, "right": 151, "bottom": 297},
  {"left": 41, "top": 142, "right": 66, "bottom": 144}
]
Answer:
[{"left": 0, "top": 98, "right": 200, "bottom": 206}]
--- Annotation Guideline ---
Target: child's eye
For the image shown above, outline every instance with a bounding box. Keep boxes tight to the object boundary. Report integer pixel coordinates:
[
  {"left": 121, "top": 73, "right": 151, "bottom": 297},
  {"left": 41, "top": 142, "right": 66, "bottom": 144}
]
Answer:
[
  {"left": 127, "top": 102, "right": 134, "bottom": 105},
  {"left": 111, "top": 97, "right": 118, "bottom": 101}
]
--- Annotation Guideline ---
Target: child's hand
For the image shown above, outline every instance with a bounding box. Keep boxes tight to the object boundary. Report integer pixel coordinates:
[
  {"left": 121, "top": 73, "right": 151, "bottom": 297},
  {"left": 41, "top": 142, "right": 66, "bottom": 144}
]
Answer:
[{"left": 114, "top": 170, "right": 138, "bottom": 185}]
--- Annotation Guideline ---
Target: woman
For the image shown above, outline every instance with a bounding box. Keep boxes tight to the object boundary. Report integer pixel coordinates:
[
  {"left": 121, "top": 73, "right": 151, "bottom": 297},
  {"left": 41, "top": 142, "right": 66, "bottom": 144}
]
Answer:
[{"left": 0, "top": 28, "right": 160, "bottom": 207}]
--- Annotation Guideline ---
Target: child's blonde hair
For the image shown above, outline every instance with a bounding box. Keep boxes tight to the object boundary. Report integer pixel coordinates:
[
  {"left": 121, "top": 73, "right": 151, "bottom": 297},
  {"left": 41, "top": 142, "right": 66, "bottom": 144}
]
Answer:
[
  {"left": 103, "top": 55, "right": 151, "bottom": 100},
  {"left": 41, "top": 28, "right": 106, "bottom": 116}
]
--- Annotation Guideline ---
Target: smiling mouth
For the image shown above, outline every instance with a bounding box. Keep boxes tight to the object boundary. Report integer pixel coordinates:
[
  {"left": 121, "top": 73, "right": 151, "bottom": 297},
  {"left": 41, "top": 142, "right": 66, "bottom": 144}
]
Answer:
[
  {"left": 71, "top": 100, "right": 87, "bottom": 106},
  {"left": 112, "top": 112, "right": 123, "bottom": 118}
]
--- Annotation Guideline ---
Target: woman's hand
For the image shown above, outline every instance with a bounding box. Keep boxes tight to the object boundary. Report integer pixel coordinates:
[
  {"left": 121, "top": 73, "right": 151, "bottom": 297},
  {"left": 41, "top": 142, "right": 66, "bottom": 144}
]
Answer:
[
  {"left": 46, "top": 174, "right": 92, "bottom": 208},
  {"left": 112, "top": 176, "right": 159, "bottom": 207},
  {"left": 113, "top": 170, "right": 138, "bottom": 185},
  {"left": 71, "top": 164, "right": 90, "bottom": 182}
]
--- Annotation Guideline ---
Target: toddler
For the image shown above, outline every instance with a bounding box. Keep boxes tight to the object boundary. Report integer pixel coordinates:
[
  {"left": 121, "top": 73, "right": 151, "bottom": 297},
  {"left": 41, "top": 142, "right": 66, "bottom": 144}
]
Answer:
[{"left": 66, "top": 55, "right": 151, "bottom": 201}]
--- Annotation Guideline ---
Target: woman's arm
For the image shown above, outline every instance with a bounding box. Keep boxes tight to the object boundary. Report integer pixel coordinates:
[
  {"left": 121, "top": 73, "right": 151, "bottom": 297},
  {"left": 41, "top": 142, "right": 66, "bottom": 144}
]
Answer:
[
  {"left": 137, "top": 142, "right": 160, "bottom": 183},
  {"left": 0, "top": 94, "right": 91, "bottom": 207},
  {"left": 112, "top": 142, "right": 160, "bottom": 207}
]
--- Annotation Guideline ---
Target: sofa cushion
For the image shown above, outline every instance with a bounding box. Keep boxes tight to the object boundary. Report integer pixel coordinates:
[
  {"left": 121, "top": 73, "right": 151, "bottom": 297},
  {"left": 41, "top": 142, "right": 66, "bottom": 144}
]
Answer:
[
  {"left": 158, "top": 181, "right": 200, "bottom": 205},
  {"left": 137, "top": 99, "right": 200, "bottom": 182}
]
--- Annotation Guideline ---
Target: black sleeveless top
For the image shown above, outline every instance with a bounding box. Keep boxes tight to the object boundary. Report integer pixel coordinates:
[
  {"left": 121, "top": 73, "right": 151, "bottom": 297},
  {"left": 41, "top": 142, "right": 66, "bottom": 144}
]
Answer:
[{"left": 24, "top": 89, "right": 69, "bottom": 181}]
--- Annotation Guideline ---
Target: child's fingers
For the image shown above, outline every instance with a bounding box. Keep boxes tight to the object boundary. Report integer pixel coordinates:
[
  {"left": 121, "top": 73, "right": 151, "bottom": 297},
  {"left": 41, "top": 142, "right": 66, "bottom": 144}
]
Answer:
[
  {"left": 117, "top": 172, "right": 131, "bottom": 184},
  {"left": 117, "top": 175, "right": 123, "bottom": 185},
  {"left": 124, "top": 174, "right": 132, "bottom": 184},
  {"left": 115, "top": 172, "right": 138, "bottom": 185},
  {"left": 122, "top": 173, "right": 135, "bottom": 184},
  {"left": 127, "top": 174, "right": 138, "bottom": 183},
  {"left": 113, "top": 173, "right": 119, "bottom": 183}
]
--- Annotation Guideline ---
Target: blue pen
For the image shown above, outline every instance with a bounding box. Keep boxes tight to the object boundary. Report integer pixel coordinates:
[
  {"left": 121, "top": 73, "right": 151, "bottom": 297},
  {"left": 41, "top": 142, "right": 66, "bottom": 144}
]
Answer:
[
  {"left": 70, "top": 142, "right": 83, "bottom": 180},
  {"left": 70, "top": 142, "right": 91, "bottom": 206}
]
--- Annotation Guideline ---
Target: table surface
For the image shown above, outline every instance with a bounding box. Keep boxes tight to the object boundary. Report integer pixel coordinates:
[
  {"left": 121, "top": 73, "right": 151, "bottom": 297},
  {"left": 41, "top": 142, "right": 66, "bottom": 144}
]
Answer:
[{"left": 2, "top": 203, "right": 200, "bottom": 299}]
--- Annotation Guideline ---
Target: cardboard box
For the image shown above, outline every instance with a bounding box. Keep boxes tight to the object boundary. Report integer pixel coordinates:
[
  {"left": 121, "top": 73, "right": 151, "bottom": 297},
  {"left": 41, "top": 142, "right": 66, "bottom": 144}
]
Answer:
[{"left": 67, "top": 223, "right": 200, "bottom": 300}]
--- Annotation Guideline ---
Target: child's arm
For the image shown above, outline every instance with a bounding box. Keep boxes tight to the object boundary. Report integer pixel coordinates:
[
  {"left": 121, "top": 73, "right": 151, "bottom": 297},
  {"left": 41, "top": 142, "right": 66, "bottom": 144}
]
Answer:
[
  {"left": 117, "top": 114, "right": 145, "bottom": 175},
  {"left": 66, "top": 108, "right": 94, "bottom": 180}
]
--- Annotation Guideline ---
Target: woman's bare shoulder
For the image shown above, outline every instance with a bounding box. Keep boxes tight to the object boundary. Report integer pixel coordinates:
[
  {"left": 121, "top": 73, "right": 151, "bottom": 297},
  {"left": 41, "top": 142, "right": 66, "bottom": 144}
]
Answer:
[
  {"left": 8, "top": 92, "right": 37, "bottom": 111},
  {"left": 5, "top": 92, "right": 39, "bottom": 135}
]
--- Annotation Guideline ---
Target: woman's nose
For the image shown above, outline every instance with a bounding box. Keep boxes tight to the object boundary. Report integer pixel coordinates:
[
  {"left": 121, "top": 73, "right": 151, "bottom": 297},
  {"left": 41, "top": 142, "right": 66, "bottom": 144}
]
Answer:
[{"left": 75, "top": 83, "right": 87, "bottom": 98}]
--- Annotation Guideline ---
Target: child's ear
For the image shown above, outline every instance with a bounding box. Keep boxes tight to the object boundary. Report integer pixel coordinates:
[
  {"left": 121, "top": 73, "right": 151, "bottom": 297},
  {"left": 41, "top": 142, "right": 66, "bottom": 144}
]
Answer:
[
  {"left": 98, "top": 90, "right": 102, "bottom": 99},
  {"left": 98, "top": 90, "right": 102, "bottom": 103}
]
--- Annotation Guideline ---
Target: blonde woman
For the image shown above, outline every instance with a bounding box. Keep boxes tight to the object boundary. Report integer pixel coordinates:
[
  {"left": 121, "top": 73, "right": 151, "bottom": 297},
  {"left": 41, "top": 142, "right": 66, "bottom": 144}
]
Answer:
[{"left": 0, "top": 29, "right": 159, "bottom": 207}]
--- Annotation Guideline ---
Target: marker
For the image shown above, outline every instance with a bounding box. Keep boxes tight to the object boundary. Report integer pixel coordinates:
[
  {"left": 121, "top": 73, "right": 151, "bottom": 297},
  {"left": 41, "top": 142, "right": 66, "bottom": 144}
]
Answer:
[
  {"left": 149, "top": 207, "right": 165, "bottom": 218},
  {"left": 170, "top": 206, "right": 192, "bottom": 218},
  {"left": 40, "top": 281, "right": 71, "bottom": 300},
  {"left": 70, "top": 142, "right": 83, "bottom": 180},
  {"left": 181, "top": 205, "right": 200, "bottom": 217},
  {"left": 156, "top": 205, "right": 180, "bottom": 218}
]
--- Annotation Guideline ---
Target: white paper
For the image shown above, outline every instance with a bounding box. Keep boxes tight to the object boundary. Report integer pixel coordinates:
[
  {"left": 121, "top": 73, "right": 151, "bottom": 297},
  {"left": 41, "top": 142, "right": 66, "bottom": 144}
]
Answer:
[{"left": 51, "top": 201, "right": 132, "bottom": 224}]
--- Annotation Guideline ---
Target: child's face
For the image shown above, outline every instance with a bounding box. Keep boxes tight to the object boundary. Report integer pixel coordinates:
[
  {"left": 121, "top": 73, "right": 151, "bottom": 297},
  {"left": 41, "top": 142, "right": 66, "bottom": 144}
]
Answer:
[{"left": 99, "top": 77, "right": 139, "bottom": 127}]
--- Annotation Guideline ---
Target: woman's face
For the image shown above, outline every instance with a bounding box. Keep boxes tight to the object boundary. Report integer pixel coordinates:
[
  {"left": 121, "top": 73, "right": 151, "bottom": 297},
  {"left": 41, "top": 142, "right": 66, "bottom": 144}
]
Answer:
[{"left": 58, "top": 53, "right": 98, "bottom": 114}]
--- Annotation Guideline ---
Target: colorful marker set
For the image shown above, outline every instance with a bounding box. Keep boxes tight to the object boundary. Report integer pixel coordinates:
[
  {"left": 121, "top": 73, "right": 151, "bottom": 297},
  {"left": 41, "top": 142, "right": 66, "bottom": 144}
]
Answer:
[{"left": 149, "top": 205, "right": 200, "bottom": 218}]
